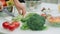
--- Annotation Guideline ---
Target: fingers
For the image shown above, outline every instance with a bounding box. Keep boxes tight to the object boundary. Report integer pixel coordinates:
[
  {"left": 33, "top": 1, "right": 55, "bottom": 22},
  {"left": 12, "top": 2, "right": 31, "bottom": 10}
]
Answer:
[{"left": 22, "top": 8, "right": 26, "bottom": 16}]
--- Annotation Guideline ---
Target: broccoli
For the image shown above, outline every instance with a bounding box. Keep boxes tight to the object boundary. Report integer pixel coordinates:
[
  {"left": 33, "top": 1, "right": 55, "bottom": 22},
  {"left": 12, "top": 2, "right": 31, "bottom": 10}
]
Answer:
[{"left": 21, "top": 13, "right": 46, "bottom": 30}]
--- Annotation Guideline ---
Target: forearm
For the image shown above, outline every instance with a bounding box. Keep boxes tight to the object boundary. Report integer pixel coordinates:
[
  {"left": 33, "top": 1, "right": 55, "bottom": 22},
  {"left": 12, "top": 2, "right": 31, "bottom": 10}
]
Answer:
[{"left": 13, "top": 0, "right": 20, "bottom": 7}]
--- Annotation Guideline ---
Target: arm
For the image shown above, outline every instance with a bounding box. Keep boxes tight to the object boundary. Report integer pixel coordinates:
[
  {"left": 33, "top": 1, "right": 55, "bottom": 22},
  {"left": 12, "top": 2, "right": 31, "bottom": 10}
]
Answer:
[{"left": 13, "top": 0, "right": 26, "bottom": 16}]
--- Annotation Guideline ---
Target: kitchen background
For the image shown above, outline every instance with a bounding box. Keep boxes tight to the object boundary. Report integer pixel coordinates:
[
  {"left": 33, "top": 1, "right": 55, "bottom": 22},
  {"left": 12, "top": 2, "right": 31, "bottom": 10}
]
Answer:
[
  {"left": 0, "top": 0, "right": 60, "bottom": 17},
  {"left": 6, "top": 0, "right": 60, "bottom": 4},
  {"left": 26, "top": 0, "right": 59, "bottom": 4}
]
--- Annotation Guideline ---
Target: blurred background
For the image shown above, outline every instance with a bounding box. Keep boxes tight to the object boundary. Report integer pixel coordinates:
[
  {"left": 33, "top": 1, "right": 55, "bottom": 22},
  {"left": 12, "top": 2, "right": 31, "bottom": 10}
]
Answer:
[
  {"left": 26, "top": 0, "right": 59, "bottom": 4},
  {"left": 0, "top": 0, "right": 60, "bottom": 17},
  {"left": 5, "top": 0, "right": 60, "bottom": 4}
]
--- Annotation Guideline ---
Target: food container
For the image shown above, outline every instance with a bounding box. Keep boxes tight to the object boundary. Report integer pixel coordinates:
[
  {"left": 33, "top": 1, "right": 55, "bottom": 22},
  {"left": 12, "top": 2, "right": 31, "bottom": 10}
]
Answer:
[
  {"left": 47, "top": 15, "right": 60, "bottom": 27},
  {"left": 45, "top": 9, "right": 60, "bottom": 27}
]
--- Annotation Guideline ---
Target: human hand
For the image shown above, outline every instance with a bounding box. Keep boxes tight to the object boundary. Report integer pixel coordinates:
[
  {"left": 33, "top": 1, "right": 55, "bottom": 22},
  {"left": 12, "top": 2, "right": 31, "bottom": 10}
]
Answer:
[{"left": 13, "top": 0, "right": 26, "bottom": 16}]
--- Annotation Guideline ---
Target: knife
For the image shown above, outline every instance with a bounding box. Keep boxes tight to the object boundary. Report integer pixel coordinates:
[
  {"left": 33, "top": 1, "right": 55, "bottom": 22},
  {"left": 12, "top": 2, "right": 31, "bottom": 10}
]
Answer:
[{"left": 2, "top": 7, "right": 15, "bottom": 17}]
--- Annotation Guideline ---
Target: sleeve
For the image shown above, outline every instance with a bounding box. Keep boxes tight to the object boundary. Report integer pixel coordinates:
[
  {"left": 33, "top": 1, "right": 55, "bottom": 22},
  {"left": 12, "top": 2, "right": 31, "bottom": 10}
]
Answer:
[{"left": 18, "top": 0, "right": 25, "bottom": 3}]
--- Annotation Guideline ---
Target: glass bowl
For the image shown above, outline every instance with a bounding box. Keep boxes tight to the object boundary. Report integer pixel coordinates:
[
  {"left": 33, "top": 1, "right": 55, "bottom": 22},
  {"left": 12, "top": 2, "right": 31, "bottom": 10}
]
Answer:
[{"left": 47, "top": 16, "right": 60, "bottom": 27}]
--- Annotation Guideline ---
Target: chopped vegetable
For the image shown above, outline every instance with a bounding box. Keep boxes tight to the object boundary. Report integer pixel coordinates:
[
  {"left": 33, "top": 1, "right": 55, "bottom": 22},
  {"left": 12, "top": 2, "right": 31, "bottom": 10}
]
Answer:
[{"left": 12, "top": 15, "right": 23, "bottom": 21}]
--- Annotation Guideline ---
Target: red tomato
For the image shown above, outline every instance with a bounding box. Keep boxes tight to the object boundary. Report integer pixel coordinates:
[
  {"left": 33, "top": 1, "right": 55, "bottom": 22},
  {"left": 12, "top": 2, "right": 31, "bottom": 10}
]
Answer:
[
  {"left": 12, "top": 21, "right": 20, "bottom": 28},
  {"left": 41, "top": 14, "right": 46, "bottom": 16},
  {"left": 41, "top": 14, "right": 47, "bottom": 18},
  {"left": 8, "top": 24, "right": 16, "bottom": 31},
  {"left": 2, "top": 22, "right": 9, "bottom": 29},
  {"left": 2, "top": 21, "right": 20, "bottom": 31}
]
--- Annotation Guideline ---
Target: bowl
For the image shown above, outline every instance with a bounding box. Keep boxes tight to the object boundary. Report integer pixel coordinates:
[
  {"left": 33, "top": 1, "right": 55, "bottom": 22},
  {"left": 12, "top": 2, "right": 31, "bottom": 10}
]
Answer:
[{"left": 47, "top": 16, "right": 60, "bottom": 27}]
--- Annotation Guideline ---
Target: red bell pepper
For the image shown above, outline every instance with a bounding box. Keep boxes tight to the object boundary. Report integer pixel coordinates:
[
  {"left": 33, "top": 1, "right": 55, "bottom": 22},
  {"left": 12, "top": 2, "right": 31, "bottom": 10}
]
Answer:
[{"left": 0, "top": 0, "right": 7, "bottom": 7}]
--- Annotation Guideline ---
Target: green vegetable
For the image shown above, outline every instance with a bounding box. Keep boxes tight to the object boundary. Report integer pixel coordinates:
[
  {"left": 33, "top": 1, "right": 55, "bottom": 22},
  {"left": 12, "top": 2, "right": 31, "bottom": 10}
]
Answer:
[
  {"left": 21, "top": 13, "right": 46, "bottom": 30},
  {"left": 12, "top": 15, "right": 23, "bottom": 21},
  {"left": 7, "top": 6, "right": 13, "bottom": 12},
  {"left": 21, "top": 22, "right": 29, "bottom": 30}
]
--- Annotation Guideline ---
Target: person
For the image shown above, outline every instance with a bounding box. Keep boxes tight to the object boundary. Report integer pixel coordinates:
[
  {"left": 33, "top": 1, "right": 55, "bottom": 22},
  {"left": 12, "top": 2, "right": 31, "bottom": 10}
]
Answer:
[{"left": 13, "top": 0, "right": 26, "bottom": 16}]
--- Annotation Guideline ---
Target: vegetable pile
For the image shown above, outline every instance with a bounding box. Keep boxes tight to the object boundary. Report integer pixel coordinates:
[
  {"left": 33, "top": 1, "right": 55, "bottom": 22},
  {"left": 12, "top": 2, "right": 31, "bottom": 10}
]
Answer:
[{"left": 21, "top": 13, "right": 46, "bottom": 30}]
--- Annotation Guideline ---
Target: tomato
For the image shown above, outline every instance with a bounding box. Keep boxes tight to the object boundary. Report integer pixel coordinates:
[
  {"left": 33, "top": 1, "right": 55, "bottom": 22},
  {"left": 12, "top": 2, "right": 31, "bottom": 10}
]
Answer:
[
  {"left": 8, "top": 24, "right": 16, "bottom": 31},
  {"left": 41, "top": 14, "right": 47, "bottom": 18},
  {"left": 41, "top": 14, "right": 46, "bottom": 16},
  {"left": 2, "top": 21, "right": 20, "bottom": 31},
  {"left": 2, "top": 22, "right": 9, "bottom": 29},
  {"left": 12, "top": 21, "right": 20, "bottom": 28}
]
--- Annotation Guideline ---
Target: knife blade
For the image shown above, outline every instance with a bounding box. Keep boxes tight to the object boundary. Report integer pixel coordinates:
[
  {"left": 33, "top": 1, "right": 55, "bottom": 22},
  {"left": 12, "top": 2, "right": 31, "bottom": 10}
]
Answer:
[{"left": 2, "top": 7, "right": 15, "bottom": 17}]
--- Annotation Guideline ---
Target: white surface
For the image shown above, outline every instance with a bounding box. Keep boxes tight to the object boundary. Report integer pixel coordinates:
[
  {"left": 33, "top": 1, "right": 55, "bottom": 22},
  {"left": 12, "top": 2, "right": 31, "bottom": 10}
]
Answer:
[
  {"left": 0, "top": 3, "right": 60, "bottom": 34},
  {"left": 39, "top": 3, "right": 60, "bottom": 17}
]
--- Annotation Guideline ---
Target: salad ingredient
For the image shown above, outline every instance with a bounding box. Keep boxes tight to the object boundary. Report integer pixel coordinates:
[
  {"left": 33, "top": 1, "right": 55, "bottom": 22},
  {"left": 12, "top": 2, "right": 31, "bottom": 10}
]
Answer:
[
  {"left": 21, "top": 22, "right": 29, "bottom": 30},
  {"left": 21, "top": 13, "right": 46, "bottom": 30},
  {"left": 8, "top": 24, "right": 16, "bottom": 31},
  {"left": 2, "top": 21, "right": 20, "bottom": 31},
  {"left": 2, "top": 21, "right": 9, "bottom": 29},
  {"left": 12, "top": 21, "right": 20, "bottom": 28},
  {"left": 12, "top": 15, "right": 23, "bottom": 21},
  {"left": 0, "top": 0, "right": 7, "bottom": 6},
  {"left": 6, "top": 0, "right": 14, "bottom": 12},
  {"left": 48, "top": 17, "right": 60, "bottom": 23},
  {"left": 6, "top": 0, "right": 14, "bottom": 6},
  {"left": 48, "top": 16, "right": 60, "bottom": 27},
  {"left": 7, "top": 6, "right": 13, "bottom": 12},
  {"left": 41, "top": 13, "right": 47, "bottom": 18}
]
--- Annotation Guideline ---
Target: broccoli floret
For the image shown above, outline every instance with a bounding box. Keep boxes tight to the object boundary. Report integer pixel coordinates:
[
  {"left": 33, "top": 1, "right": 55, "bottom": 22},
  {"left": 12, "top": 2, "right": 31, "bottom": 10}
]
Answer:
[{"left": 21, "top": 13, "right": 46, "bottom": 30}]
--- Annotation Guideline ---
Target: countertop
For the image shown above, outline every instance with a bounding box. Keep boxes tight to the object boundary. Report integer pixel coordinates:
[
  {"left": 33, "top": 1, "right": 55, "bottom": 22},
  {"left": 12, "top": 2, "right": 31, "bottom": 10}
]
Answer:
[{"left": 0, "top": 3, "right": 60, "bottom": 34}]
